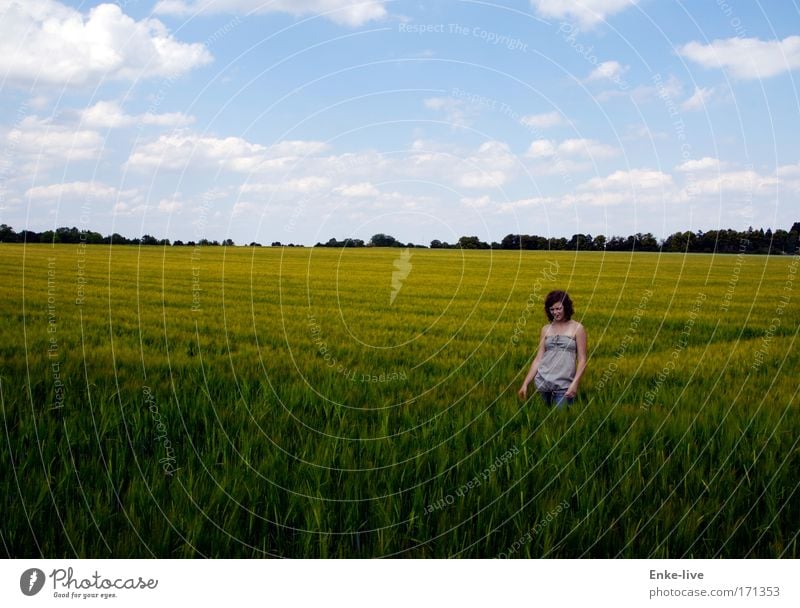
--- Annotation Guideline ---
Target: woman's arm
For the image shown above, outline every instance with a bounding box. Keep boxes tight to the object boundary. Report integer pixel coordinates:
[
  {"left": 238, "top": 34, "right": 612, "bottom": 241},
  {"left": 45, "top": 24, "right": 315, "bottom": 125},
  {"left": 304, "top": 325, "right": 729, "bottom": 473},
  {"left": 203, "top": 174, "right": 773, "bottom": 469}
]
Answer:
[
  {"left": 565, "top": 323, "right": 587, "bottom": 398},
  {"left": 518, "top": 326, "right": 547, "bottom": 399}
]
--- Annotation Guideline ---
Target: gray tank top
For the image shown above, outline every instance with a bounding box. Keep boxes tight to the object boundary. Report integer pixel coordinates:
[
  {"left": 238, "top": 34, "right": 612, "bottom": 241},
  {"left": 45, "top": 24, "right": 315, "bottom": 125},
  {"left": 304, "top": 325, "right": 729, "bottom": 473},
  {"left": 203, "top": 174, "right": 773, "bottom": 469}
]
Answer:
[{"left": 534, "top": 334, "right": 577, "bottom": 391}]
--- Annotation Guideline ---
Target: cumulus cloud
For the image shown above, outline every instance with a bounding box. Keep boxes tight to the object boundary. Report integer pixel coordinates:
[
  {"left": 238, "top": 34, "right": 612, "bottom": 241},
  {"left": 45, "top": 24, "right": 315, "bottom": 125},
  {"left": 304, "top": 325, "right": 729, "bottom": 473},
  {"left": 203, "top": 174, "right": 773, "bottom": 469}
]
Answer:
[
  {"left": 531, "top": 0, "right": 638, "bottom": 28},
  {"left": 334, "top": 182, "right": 380, "bottom": 197},
  {"left": 527, "top": 138, "right": 618, "bottom": 159},
  {"left": 0, "top": 0, "right": 212, "bottom": 87},
  {"left": 561, "top": 169, "right": 676, "bottom": 206},
  {"left": 424, "top": 97, "right": 473, "bottom": 128},
  {"left": 7, "top": 116, "right": 103, "bottom": 168},
  {"left": 81, "top": 101, "right": 194, "bottom": 129},
  {"left": 154, "top": 0, "right": 388, "bottom": 27},
  {"left": 126, "top": 133, "right": 330, "bottom": 173},
  {"left": 26, "top": 181, "right": 125, "bottom": 201},
  {"left": 455, "top": 141, "right": 518, "bottom": 188},
  {"left": 520, "top": 111, "right": 565, "bottom": 129},
  {"left": 678, "top": 36, "right": 800, "bottom": 80},
  {"left": 675, "top": 157, "right": 725, "bottom": 173},
  {"left": 680, "top": 87, "right": 713, "bottom": 111},
  {"left": 586, "top": 60, "right": 628, "bottom": 82},
  {"left": 686, "top": 170, "right": 778, "bottom": 196}
]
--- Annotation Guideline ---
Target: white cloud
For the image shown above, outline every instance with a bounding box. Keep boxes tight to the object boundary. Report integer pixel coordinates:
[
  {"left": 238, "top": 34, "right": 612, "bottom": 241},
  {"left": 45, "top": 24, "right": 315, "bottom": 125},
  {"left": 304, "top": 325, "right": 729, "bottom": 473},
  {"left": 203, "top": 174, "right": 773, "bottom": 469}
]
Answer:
[
  {"left": 520, "top": 111, "right": 565, "bottom": 129},
  {"left": 686, "top": 170, "right": 778, "bottom": 196},
  {"left": 7, "top": 116, "right": 103, "bottom": 168},
  {"left": 154, "top": 0, "right": 388, "bottom": 27},
  {"left": 240, "top": 177, "right": 332, "bottom": 195},
  {"left": 279, "top": 177, "right": 333, "bottom": 193},
  {"left": 580, "top": 168, "right": 674, "bottom": 191},
  {"left": 777, "top": 164, "right": 800, "bottom": 193},
  {"left": 81, "top": 101, "right": 194, "bottom": 129},
  {"left": 400, "top": 140, "right": 518, "bottom": 189},
  {"left": 497, "top": 196, "right": 555, "bottom": 213},
  {"left": 269, "top": 140, "right": 331, "bottom": 157},
  {"left": 675, "top": 157, "right": 725, "bottom": 173},
  {"left": 158, "top": 198, "right": 183, "bottom": 213},
  {"left": 127, "top": 133, "right": 265, "bottom": 171},
  {"left": 26, "top": 181, "right": 125, "bottom": 201},
  {"left": 531, "top": 0, "right": 638, "bottom": 28},
  {"left": 680, "top": 87, "right": 713, "bottom": 111},
  {"left": 680, "top": 86, "right": 728, "bottom": 111},
  {"left": 678, "top": 36, "right": 800, "bottom": 80},
  {"left": 560, "top": 138, "right": 618, "bottom": 158},
  {"left": 776, "top": 163, "right": 800, "bottom": 177},
  {"left": 527, "top": 138, "right": 618, "bottom": 159},
  {"left": 424, "top": 97, "right": 473, "bottom": 128},
  {"left": 597, "top": 74, "right": 683, "bottom": 103},
  {"left": 527, "top": 140, "right": 557, "bottom": 158},
  {"left": 0, "top": 0, "right": 212, "bottom": 87},
  {"left": 334, "top": 182, "right": 380, "bottom": 197},
  {"left": 126, "top": 133, "right": 330, "bottom": 173},
  {"left": 562, "top": 169, "right": 676, "bottom": 206},
  {"left": 622, "top": 124, "right": 669, "bottom": 141},
  {"left": 586, "top": 60, "right": 628, "bottom": 82},
  {"left": 456, "top": 141, "right": 518, "bottom": 188}
]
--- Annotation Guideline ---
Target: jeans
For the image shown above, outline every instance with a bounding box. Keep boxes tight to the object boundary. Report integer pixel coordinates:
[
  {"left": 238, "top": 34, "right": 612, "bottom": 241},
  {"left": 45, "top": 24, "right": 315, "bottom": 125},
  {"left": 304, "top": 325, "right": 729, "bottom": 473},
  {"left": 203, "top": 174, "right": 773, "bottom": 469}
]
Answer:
[{"left": 539, "top": 390, "right": 573, "bottom": 409}]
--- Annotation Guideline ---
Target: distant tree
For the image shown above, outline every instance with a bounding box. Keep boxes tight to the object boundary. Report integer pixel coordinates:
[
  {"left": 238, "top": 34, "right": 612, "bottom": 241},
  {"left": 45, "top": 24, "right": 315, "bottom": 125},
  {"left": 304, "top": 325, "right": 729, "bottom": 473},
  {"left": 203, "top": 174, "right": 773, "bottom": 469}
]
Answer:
[
  {"left": 19, "top": 230, "right": 40, "bottom": 243},
  {"left": 787, "top": 226, "right": 799, "bottom": 253},
  {"left": 105, "top": 233, "right": 130, "bottom": 244},
  {"left": 56, "top": 227, "right": 81, "bottom": 243},
  {"left": 140, "top": 234, "right": 158, "bottom": 246},
  {"left": 457, "top": 236, "right": 489, "bottom": 249},
  {"left": 430, "top": 239, "right": 443, "bottom": 249},
  {"left": 0, "top": 224, "right": 16, "bottom": 242},
  {"left": 223, "top": 238, "right": 235, "bottom": 246},
  {"left": 271, "top": 241, "right": 282, "bottom": 247},
  {"left": 249, "top": 242, "right": 262, "bottom": 247},
  {"left": 85, "top": 231, "right": 104, "bottom": 244},
  {"left": 592, "top": 234, "right": 607, "bottom": 250},
  {"left": 500, "top": 234, "right": 520, "bottom": 249},
  {"left": 173, "top": 240, "right": 184, "bottom": 246},
  {"left": 369, "top": 233, "right": 399, "bottom": 247},
  {"left": 662, "top": 231, "right": 692, "bottom": 252},
  {"left": 605, "top": 236, "right": 626, "bottom": 251},
  {"left": 567, "top": 233, "right": 593, "bottom": 250}
]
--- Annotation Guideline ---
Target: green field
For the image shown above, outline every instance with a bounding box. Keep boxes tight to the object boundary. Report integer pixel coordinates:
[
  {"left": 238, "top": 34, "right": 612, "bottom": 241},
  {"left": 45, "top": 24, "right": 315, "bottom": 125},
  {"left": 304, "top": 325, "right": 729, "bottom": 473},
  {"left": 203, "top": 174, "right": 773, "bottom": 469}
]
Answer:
[{"left": 1, "top": 243, "right": 798, "bottom": 558}]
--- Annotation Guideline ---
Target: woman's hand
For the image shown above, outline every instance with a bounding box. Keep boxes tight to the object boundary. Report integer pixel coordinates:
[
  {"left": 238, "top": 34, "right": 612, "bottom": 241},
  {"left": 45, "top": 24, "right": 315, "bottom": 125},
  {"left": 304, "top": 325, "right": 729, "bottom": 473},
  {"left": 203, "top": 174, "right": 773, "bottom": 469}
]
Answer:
[
  {"left": 565, "top": 384, "right": 578, "bottom": 399},
  {"left": 518, "top": 384, "right": 528, "bottom": 399}
]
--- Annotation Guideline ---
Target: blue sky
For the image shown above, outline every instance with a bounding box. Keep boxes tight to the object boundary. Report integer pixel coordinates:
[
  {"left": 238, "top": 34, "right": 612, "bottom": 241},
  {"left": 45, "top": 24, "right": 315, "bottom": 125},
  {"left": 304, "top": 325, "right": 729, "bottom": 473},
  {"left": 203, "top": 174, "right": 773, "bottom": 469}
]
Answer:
[{"left": 1, "top": 0, "right": 799, "bottom": 245}]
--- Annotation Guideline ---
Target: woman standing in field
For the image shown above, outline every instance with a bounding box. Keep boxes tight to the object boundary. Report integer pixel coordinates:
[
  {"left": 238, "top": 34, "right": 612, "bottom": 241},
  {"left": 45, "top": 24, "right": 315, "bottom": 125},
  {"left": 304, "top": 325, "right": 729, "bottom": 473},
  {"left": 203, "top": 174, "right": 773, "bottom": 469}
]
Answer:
[{"left": 518, "top": 290, "right": 587, "bottom": 408}]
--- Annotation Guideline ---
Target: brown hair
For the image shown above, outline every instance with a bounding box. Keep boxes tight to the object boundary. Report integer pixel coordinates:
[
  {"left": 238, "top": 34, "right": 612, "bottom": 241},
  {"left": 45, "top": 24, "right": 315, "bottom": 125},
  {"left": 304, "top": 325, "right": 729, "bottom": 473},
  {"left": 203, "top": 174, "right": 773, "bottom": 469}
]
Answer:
[{"left": 544, "top": 290, "right": 574, "bottom": 321}]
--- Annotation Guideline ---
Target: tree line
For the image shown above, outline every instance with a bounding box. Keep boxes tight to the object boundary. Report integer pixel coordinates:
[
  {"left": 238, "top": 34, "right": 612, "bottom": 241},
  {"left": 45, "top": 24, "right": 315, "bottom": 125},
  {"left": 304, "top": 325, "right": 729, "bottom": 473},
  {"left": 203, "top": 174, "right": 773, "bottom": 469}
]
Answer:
[
  {"left": 1, "top": 223, "right": 798, "bottom": 254},
  {"left": 316, "top": 225, "right": 800, "bottom": 254}
]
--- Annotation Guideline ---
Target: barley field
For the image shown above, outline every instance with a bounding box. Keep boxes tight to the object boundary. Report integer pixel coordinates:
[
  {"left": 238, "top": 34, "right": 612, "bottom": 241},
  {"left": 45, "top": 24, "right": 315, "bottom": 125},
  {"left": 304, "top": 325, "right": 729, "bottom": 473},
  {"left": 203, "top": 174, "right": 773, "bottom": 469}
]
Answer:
[{"left": 1, "top": 243, "right": 798, "bottom": 558}]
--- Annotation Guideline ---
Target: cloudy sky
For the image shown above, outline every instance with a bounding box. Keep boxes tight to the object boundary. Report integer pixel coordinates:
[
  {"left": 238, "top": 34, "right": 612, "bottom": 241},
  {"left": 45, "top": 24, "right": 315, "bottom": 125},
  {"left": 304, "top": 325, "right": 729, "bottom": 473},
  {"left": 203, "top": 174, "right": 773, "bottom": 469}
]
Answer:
[{"left": 1, "top": 0, "right": 799, "bottom": 245}]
